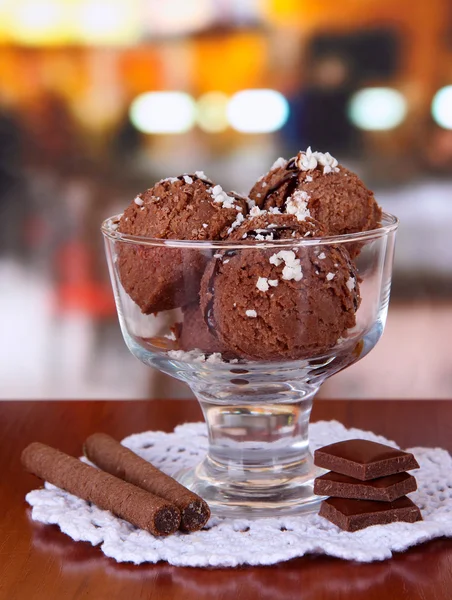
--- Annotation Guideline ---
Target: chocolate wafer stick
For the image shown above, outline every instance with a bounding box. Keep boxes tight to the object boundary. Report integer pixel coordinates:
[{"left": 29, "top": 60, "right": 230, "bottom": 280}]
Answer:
[
  {"left": 84, "top": 433, "right": 210, "bottom": 532},
  {"left": 22, "top": 442, "right": 181, "bottom": 536}
]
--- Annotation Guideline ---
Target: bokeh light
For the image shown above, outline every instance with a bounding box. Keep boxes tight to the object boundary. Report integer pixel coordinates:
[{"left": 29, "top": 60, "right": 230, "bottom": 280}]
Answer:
[
  {"left": 348, "top": 88, "right": 407, "bottom": 131},
  {"left": 7, "top": 0, "right": 69, "bottom": 45},
  {"left": 129, "top": 92, "right": 196, "bottom": 134},
  {"left": 227, "top": 89, "right": 289, "bottom": 133},
  {"left": 76, "top": 0, "right": 139, "bottom": 44},
  {"left": 431, "top": 86, "right": 452, "bottom": 130},
  {"left": 196, "top": 92, "right": 229, "bottom": 133},
  {"left": 145, "top": 0, "right": 214, "bottom": 36}
]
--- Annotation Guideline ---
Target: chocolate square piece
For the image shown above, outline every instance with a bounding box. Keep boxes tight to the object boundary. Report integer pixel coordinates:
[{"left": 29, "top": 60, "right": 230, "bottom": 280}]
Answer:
[
  {"left": 314, "top": 439, "right": 419, "bottom": 481},
  {"left": 314, "top": 471, "right": 417, "bottom": 502},
  {"left": 319, "top": 496, "right": 422, "bottom": 532}
]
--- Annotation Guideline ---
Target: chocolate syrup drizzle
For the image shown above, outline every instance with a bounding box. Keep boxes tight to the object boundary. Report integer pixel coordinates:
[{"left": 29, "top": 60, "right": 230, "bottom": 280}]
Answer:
[
  {"left": 205, "top": 249, "right": 237, "bottom": 333},
  {"left": 260, "top": 157, "right": 299, "bottom": 204}
]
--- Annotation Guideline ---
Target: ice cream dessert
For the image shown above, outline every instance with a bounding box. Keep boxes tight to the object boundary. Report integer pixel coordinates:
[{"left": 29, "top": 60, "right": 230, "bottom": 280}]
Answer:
[
  {"left": 177, "top": 302, "right": 223, "bottom": 354},
  {"left": 199, "top": 212, "right": 360, "bottom": 361},
  {"left": 113, "top": 148, "right": 383, "bottom": 362},
  {"left": 249, "top": 149, "right": 381, "bottom": 237},
  {"left": 117, "top": 173, "right": 247, "bottom": 314}
]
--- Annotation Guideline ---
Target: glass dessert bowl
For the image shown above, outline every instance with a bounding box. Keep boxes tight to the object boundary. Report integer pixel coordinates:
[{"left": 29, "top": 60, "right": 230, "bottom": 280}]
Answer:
[{"left": 102, "top": 212, "right": 398, "bottom": 518}]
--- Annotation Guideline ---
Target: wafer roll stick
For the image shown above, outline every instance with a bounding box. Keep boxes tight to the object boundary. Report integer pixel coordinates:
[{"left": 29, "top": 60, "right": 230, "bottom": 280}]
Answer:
[
  {"left": 22, "top": 442, "right": 181, "bottom": 536},
  {"left": 84, "top": 433, "right": 210, "bottom": 532}
]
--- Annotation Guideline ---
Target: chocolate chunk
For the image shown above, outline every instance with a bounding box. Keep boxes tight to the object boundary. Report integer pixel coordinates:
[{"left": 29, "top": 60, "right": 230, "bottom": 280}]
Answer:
[
  {"left": 314, "top": 471, "right": 417, "bottom": 502},
  {"left": 319, "top": 496, "right": 422, "bottom": 532},
  {"left": 314, "top": 439, "right": 419, "bottom": 481}
]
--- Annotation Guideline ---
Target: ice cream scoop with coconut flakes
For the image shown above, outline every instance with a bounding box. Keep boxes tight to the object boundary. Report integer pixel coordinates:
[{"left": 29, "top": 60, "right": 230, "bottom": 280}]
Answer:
[
  {"left": 248, "top": 148, "right": 381, "bottom": 237},
  {"left": 117, "top": 173, "right": 248, "bottom": 314},
  {"left": 199, "top": 205, "right": 359, "bottom": 361}
]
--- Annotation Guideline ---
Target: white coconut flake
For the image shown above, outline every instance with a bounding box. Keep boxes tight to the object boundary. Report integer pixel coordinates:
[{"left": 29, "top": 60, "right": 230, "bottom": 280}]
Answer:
[
  {"left": 202, "top": 223, "right": 208, "bottom": 229},
  {"left": 134, "top": 196, "right": 144, "bottom": 206},
  {"left": 285, "top": 190, "right": 311, "bottom": 222},
  {"left": 205, "top": 353, "right": 225, "bottom": 364},
  {"left": 346, "top": 276, "right": 356, "bottom": 291},
  {"left": 306, "top": 175, "right": 313, "bottom": 182},
  {"left": 168, "top": 349, "right": 221, "bottom": 363},
  {"left": 271, "top": 157, "right": 287, "bottom": 170},
  {"left": 268, "top": 207, "right": 282, "bottom": 214},
  {"left": 262, "top": 182, "right": 267, "bottom": 188},
  {"left": 211, "top": 185, "right": 236, "bottom": 209},
  {"left": 183, "top": 175, "right": 193, "bottom": 184},
  {"left": 282, "top": 265, "right": 303, "bottom": 281},
  {"left": 294, "top": 148, "right": 339, "bottom": 174},
  {"left": 164, "top": 332, "right": 177, "bottom": 341},
  {"left": 270, "top": 250, "right": 303, "bottom": 281},
  {"left": 250, "top": 206, "right": 265, "bottom": 217},
  {"left": 246, "top": 198, "right": 256, "bottom": 211},
  {"left": 326, "top": 272, "right": 335, "bottom": 281},
  {"left": 194, "top": 170, "right": 211, "bottom": 181},
  {"left": 316, "top": 151, "right": 339, "bottom": 174},
  {"left": 318, "top": 252, "right": 326, "bottom": 260},
  {"left": 256, "top": 277, "right": 269, "bottom": 292},
  {"left": 227, "top": 212, "right": 245, "bottom": 234},
  {"left": 110, "top": 223, "right": 118, "bottom": 231},
  {"left": 296, "top": 147, "right": 317, "bottom": 171},
  {"left": 256, "top": 193, "right": 262, "bottom": 198},
  {"left": 246, "top": 310, "right": 257, "bottom": 318},
  {"left": 268, "top": 279, "right": 278, "bottom": 287}
]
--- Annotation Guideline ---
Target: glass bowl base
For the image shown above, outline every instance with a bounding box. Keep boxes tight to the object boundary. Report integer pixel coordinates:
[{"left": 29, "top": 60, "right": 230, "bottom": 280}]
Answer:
[{"left": 175, "top": 458, "right": 325, "bottom": 518}]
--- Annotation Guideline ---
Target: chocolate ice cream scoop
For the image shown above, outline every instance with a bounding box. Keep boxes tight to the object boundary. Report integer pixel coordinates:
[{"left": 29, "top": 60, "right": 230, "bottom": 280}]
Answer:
[
  {"left": 199, "top": 214, "right": 360, "bottom": 361},
  {"left": 117, "top": 174, "right": 248, "bottom": 314},
  {"left": 177, "top": 302, "right": 223, "bottom": 354},
  {"left": 249, "top": 149, "right": 381, "bottom": 237}
]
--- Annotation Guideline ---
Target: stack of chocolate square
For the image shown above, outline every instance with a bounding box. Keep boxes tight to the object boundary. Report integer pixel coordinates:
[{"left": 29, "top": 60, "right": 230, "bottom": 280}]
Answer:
[{"left": 314, "top": 439, "right": 422, "bottom": 532}]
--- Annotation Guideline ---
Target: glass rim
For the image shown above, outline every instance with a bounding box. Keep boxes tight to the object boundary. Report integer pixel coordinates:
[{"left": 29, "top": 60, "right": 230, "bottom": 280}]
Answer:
[{"left": 101, "top": 211, "right": 398, "bottom": 248}]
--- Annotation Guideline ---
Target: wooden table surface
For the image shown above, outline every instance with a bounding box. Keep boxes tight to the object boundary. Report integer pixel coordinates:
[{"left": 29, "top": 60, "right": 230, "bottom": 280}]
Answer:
[{"left": 1, "top": 399, "right": 452, "bottom": 600}]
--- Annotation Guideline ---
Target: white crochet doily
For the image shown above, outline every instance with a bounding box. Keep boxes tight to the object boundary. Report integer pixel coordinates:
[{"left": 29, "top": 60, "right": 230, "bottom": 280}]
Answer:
[{"left": 26, "top": 420, "right": 452, "bottom": 567}]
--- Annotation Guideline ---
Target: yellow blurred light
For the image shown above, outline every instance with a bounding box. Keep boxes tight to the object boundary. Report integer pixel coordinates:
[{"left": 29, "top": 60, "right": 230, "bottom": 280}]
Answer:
[
  {"left": 227, "top": 89, "right": 289, "bottom": 133},
  {"left": 7, "top": 0, "right": 70, "bottom": 45},
  {"left": 76, "top": 0, "right": 139, "bottom": 44},
  {"left": 432, "top": 86, "right": 452, "bottom": 130},
  {"left": 348, "top": 88, "right": 407, "bottom": 131},
  {"left": 130, "top": 92, "right": 196, "bottom": 134},
  {"left": 196, "top": 92, "right": 229, "bottom": 133}
]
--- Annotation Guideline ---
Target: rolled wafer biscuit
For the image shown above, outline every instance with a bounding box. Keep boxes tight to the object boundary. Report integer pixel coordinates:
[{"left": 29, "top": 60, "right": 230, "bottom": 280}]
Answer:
[
  {"left": 84, "top": 433, "right": 210, "bottom": 532},
  {"left": 22, "top": 442, "right": 181, "bottom": 536}
]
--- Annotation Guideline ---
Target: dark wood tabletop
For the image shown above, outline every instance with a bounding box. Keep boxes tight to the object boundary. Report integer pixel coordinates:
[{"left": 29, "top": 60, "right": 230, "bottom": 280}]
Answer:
[{"left": 1, "top": 399, "right": 452, "bottom": 600}]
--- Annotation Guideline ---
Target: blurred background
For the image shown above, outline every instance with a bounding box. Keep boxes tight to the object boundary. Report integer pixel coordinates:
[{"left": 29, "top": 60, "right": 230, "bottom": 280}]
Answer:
[{"left": 1, "top": 0, "right": 452, "bottom": 400}]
